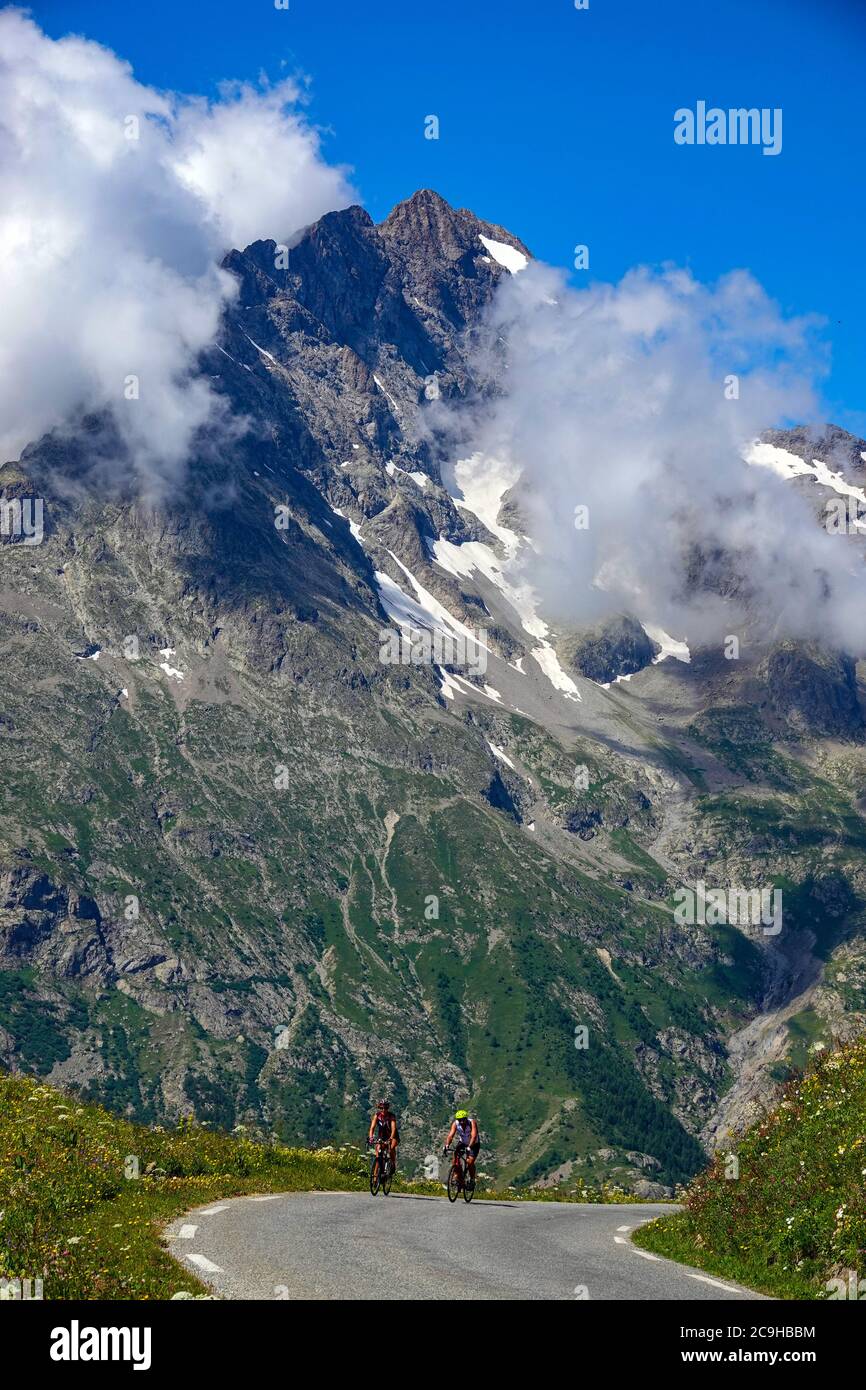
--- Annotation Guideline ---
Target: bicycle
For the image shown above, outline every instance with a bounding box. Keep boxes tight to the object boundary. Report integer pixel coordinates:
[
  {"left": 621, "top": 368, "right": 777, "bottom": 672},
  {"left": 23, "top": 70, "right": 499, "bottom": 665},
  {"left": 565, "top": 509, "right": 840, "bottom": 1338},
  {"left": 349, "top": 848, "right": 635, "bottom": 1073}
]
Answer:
[
  {"left": 368, "top": 1138, "right": 394, "bottom": 1196},
  {"left": 445, "top": 1144, "right": 475, "bottom": 1203}
]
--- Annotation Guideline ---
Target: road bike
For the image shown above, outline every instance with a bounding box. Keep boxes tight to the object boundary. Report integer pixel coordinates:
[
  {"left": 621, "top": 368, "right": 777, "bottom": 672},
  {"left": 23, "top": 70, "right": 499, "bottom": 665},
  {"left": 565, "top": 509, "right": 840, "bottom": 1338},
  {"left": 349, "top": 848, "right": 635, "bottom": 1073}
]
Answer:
[
  {"left": 369, "top": 1138, "right": 394, "bottom": 1196},
  {"left": 445, "top": 1144, "right": 475, "bottom": 1203}
]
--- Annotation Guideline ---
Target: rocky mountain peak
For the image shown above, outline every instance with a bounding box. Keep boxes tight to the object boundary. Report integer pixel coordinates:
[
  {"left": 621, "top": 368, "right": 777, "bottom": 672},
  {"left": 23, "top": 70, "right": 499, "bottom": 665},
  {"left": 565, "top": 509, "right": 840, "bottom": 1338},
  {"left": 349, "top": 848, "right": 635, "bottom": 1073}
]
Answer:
[
  {"left": 764, "top": 423, "right": 866, "bottom": 474},
  {"left": 380, "top": 186, "right": 531, "bottom": 266}
]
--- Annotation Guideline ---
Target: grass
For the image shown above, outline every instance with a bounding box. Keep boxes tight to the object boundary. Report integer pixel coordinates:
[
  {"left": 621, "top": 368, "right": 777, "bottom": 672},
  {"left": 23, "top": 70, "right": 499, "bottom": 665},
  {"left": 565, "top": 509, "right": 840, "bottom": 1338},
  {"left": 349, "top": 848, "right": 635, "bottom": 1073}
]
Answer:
[
  {"left": 0, "top": 1070, "right": 377, "bottom": 1300},
  {"left": 608, "top": 828, "right": 667, "bottom": 884},
  {"left": 632, "top": 1038, "right": 866, "bottom": 1299},
  {"left": 0, "top": 1070, "right": 657, "bottom": 1300}
]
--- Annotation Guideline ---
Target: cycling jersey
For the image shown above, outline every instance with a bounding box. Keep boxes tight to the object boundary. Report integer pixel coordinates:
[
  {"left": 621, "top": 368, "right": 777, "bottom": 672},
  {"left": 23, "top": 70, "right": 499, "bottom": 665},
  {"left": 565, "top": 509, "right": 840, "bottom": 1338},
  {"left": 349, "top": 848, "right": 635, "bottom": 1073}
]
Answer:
[
  {"left": 374, "top": 1111, "right": 398, "bottom": 1141},
  {"left": 454, "top": 1117, "right": 473, "bottom": 1146}
]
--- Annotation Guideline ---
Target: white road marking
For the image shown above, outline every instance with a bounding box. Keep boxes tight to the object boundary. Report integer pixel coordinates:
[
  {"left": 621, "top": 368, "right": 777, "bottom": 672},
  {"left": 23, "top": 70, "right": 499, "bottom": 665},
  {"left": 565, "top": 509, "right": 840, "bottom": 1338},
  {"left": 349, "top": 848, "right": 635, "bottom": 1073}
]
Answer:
[
  {"left": 614, "top": 1236, "right": 628, "bottom": 1245},
  {"left": 617, "top": 1225, "right": 631, "bottom": 1232},
  {"left": 186, "top": 1253, "right": 223, "bottom": 1274},
  {"left": 178, "top": 1224, "right": 198, "bottom": 1239},
  {"left": 685, "top": 1272, "right": 740, "bottom": 1292},
  {"left": 199, "top": 1205, "right": 228, "bottom": 1216},
  {"left": 248, "top": 1194, "right": 282, "bottom": 1202},
  {"left": 634, "top": 1250, "right": 661, "bottom": 1261}
]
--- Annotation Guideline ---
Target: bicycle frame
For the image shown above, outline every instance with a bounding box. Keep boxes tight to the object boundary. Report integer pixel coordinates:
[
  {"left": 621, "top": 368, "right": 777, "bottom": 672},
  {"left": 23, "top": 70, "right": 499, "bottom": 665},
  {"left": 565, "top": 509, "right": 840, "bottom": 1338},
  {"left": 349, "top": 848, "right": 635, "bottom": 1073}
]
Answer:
[
  {"left": 450, "top": 1146, "right": 468, "bottom": 1185},
  {"left": 372, "top": 1138, "right": 392, "bottom": 1174}
]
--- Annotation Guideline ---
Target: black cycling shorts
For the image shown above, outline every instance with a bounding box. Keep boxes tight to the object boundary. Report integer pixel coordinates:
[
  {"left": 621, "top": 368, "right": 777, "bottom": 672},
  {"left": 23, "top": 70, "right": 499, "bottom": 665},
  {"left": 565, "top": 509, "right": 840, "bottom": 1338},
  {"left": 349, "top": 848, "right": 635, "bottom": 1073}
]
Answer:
[{"left": 457, "top": 1140, "right": 481, "bottom": 1157}]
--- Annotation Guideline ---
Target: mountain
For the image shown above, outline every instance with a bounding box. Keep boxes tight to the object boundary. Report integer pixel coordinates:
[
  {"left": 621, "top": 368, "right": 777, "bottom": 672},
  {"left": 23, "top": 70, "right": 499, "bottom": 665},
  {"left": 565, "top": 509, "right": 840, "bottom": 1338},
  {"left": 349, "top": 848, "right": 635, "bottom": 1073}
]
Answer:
[{"left": 1, "top": 189, "right": 865, "bottom": 1189}]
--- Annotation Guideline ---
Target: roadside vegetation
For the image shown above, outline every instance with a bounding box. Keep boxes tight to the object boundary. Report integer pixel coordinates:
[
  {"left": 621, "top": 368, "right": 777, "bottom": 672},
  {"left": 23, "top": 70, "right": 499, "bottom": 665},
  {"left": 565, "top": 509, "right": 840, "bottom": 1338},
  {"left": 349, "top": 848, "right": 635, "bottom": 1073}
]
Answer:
[
  {"left": 633, "top": 1038, "right": 866, "bottom": 1299},
  {"left": 1, "top": 1070, "right": 654, "bottom": 1300}
]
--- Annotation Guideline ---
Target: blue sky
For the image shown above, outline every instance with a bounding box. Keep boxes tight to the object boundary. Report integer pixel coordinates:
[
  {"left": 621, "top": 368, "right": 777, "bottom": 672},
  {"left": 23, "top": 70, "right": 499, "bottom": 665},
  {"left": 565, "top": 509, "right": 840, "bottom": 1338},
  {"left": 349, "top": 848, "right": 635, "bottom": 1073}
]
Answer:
[{"left": 31, "top": 0, "right": 864, "bottom": 427}]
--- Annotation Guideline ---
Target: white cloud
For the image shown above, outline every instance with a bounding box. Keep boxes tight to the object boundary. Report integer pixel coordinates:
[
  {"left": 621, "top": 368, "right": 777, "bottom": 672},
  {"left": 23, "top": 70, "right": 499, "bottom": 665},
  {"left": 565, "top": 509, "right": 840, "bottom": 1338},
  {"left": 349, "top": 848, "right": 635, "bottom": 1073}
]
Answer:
[
  {"left": 0, "top": 9, "right": 357, "bottom": 493},
  {"left": 430, "top": 261, "right": 866, "bottom": 652},
  {"left": 171, "top": 78, "right": 354, "bottom": 254}
]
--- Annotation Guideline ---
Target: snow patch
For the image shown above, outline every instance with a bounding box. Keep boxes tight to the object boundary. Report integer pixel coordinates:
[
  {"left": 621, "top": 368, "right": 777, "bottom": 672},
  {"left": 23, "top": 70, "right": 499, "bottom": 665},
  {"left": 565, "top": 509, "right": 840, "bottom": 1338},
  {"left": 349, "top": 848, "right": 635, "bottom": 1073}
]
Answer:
[
  {"left": 747, "top": 440, "right": 866, "bottom": 513},
  {"left": 157, "top": 646, "right": 184, "bottom": 680},
  {"left": 243, "top": 333, "right": 277, "bottom": 365},
  {"left": 643, "top": 624, "right": 691, "bottom": 665},
  {"left": 531, "top": 643, "right": 582, "bottom": 701},
  {"left": 373, "top": 374, "right": 401, "bottom": 415},
  {"left": 452, "top": 454, "right": 521, "bottom": 552},
  {"left": 478, "top": 235, "right": 528, "bottom": 274},
  {"left": 385, "top": 459, "right": 429, "bottom": 490},
  {"left": 434, "top": 454, "right": 584, "bottom": 703},
  {"left": 385, "top": 551, "right": 491, "bottom": 654},
  {"left": 213, "top": 341, "right": 251, "bottom": 372},
  {"left": 437, "top": 667, "right": 462, "bottom": 701},
  {"left": 435, "top": 667, "right": 502, "bottom": 703},
  {"left": 487, "top": 741, "right": 515, "bottom": 770},
  {"left": 430, "top": 535, "right": 547, "bottom": 646},
  {"left": 331, "top": 506, "right": 364, "bottom": 543}
]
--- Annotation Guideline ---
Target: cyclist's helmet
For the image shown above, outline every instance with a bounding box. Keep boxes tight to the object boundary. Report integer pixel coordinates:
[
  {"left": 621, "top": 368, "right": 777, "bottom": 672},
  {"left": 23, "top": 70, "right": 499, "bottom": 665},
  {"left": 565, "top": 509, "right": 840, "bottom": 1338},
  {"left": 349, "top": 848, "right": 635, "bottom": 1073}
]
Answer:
[
  {"left": 376, "top": 1098, "right": 389, "bottom": 1110},
  {"left": 455, "top": 1109, "right": 468, "bottom": 1119}
]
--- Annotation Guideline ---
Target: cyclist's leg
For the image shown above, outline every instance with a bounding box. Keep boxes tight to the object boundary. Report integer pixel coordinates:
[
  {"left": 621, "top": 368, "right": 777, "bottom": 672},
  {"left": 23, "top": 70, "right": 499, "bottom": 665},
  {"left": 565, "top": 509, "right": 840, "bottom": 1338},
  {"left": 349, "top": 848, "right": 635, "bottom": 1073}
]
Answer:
[
  {"left": 390, "top": 1137, "right": 398, "bottom": 1172},
  {"left": 467, "top": 1139, "right": 479, "bottom": 1176}
]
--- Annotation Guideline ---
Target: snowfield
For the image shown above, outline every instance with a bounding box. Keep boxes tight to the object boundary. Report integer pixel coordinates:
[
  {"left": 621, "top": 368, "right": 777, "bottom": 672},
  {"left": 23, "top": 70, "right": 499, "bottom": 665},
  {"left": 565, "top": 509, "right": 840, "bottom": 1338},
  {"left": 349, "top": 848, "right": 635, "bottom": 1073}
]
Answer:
[
  {"left": 478, "top": 234, "right": 528, "bottom": 274},
  {"left": 747, "top": 440, "right": 866, "bottom": 516}
]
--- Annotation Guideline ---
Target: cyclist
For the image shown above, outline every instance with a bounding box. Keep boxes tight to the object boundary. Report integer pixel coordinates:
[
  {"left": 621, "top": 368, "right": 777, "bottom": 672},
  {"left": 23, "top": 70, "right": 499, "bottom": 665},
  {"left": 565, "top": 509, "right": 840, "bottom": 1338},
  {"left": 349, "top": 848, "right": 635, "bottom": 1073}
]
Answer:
[
  {"left": 442, "top": 1109, "right": 480, "bottom": 1183},
  {"left": 367, "top": 1097, "right": 399, "bottom": 1174}
]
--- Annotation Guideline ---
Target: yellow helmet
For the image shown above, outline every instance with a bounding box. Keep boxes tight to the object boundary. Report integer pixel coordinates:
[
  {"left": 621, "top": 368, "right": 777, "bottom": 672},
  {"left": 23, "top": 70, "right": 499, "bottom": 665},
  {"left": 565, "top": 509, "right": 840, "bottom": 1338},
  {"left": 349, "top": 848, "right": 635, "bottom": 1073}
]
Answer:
[{"left": 455, "top": 1109, "right": 468, "bottom": 1120}]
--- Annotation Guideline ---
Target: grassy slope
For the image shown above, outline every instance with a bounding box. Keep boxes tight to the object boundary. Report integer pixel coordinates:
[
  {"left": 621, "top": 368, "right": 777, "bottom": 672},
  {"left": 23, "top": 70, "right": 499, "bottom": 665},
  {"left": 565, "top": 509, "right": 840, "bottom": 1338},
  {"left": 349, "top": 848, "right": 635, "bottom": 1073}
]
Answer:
[
  {"left": 0, "top": 1071, "right": 655, "bottom": 1301},
  {"left": 0, "top": 1070, "right": 379, "bottom": 1300},
  {"left": 0, "top": 669, "right": 730, "bottom": 1187},
  {"left": 633, "top": 1039, "right": 866, "bottom": 1299}
]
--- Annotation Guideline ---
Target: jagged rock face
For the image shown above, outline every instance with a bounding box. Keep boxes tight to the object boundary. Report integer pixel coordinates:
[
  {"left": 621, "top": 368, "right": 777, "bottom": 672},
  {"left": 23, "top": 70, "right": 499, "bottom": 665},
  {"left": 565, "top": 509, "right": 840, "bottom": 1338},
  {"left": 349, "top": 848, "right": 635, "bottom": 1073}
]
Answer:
[
  {"left": 560, "top": 616, "right": 658, "bottom": 685},
  {"left": 219, "top": 188, "right": 530, "bottom": 472},
  {"left": 1, "top": 189, "right": 866, "bottom": 1191},
  {"left": 759, "top": 643, "right": 864, "bottom": 739},
  {"left": 764, "top": 424, "right": 866, "bottom": 475}
]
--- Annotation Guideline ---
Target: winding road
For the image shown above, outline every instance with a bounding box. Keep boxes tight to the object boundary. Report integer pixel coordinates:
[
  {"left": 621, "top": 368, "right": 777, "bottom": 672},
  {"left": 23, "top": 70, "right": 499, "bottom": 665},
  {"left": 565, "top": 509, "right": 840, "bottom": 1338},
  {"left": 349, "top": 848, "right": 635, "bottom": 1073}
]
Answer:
[{"left": 166, "top": 1192, "right": 767, "bottom": 1301}]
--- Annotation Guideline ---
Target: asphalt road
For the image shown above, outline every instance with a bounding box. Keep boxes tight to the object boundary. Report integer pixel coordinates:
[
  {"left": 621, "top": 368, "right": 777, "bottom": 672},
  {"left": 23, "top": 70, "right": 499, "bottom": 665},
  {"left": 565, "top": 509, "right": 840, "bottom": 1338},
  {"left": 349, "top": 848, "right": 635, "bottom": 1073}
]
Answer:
[{"left": 166, "top": 1192, "right": 767, "bottom": 1301}]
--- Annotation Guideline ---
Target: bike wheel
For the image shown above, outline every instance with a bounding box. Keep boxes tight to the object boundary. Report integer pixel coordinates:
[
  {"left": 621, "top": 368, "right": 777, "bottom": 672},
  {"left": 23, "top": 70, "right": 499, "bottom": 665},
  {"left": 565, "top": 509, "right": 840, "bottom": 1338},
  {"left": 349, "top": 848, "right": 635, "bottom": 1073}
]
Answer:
[
  {"left": 447, "top": 1166, "right": 460, "bottom": 1202},
  {"left": 382, "top": 1162, "right": 393, "bottom": 1196},
  {"left": 462, "top": 1170, "right": 475, "bottom": 1203},
  {"left": 369, "top": 1158, "right": 381, "bottom": 1196}
]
